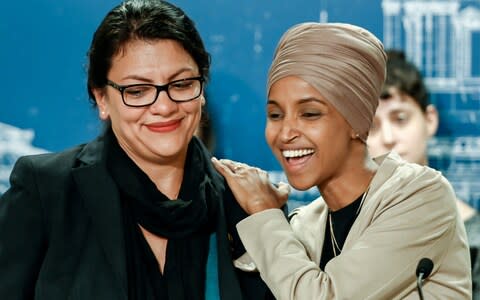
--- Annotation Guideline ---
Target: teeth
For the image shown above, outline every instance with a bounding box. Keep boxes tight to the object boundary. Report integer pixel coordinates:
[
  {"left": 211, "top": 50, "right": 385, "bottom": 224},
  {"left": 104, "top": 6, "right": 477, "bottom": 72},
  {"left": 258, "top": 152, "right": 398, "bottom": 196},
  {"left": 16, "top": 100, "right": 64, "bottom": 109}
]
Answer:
[{"left": 282, "top": 149, "right": 315, "bottom": 158}]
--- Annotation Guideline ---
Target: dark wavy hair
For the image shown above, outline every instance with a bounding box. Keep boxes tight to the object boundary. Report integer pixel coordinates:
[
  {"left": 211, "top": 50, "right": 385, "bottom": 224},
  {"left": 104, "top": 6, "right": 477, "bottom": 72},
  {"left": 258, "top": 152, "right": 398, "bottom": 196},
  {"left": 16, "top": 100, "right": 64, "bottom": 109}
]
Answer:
[
  {"left": 86, "top": 0, "right": 210, "bottom": 106},
  {"left": 381, "top": 49, "right": 429, "bottom": 112}
]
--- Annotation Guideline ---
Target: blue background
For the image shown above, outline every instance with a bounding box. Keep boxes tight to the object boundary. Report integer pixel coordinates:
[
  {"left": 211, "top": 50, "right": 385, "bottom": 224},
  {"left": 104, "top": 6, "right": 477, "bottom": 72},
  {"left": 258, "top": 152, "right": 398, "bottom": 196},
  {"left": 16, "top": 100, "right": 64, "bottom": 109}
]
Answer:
[
  {"left": 2, "top": 1, "right": 480, "bottom": 204},
  {"left": 0, "top": 0, "right": 386, "bottom": 206},
  {"left": 0, "top": 0, "right": 382, "bottom": 165}
]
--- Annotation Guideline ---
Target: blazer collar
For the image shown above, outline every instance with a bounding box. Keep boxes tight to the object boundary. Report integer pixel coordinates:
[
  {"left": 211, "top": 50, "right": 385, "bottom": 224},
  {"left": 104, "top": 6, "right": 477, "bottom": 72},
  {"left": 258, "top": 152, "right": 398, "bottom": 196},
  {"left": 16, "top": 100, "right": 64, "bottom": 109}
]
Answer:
[
  {"left": 343, "top": 152, "right": 401, "bottom": 250},
  {"left": 71, "top": 133, "right": 128, "bottom": 298}
]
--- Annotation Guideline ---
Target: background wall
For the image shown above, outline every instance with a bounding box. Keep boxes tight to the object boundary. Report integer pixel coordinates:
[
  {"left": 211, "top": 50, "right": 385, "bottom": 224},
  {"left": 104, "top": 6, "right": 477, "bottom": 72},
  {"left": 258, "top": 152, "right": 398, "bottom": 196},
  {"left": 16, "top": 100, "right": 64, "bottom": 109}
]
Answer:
[{"left": 1, "top": 0, "right": 479, "bottom": 209}]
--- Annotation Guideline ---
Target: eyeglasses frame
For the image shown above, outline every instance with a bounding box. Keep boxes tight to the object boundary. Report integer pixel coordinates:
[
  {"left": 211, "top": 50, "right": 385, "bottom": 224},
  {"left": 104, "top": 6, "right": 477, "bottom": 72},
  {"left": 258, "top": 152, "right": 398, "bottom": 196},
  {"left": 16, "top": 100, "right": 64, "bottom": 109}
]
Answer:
[{"left": 106, "top": 76, "right": 204, "bottom": 107}]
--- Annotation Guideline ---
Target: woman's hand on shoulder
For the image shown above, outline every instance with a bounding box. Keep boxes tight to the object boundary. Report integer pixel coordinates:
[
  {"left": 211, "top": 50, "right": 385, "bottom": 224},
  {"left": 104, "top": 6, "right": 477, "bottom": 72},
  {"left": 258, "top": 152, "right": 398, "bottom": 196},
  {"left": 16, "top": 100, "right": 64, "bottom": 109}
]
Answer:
[{"left": 212, "top": 157, "right": 290, "bottom": 215}]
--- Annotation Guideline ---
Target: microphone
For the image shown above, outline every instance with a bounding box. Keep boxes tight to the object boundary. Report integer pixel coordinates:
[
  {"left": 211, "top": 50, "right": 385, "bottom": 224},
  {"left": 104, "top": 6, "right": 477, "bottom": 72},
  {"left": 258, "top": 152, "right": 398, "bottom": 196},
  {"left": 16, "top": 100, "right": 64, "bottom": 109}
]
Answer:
[{"left": 415, "top": 258, "right": 434, "bottom": 300}]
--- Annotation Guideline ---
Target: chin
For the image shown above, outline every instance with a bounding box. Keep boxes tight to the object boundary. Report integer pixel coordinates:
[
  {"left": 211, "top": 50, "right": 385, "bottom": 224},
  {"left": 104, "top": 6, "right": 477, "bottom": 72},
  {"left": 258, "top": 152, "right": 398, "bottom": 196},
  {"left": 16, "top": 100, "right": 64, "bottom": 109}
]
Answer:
[
  {"left": 148, "top": 143, "right": 182, "bottom": 158},
  {"left": 287, "top": 177, "right": 316, "bottom": 191}
]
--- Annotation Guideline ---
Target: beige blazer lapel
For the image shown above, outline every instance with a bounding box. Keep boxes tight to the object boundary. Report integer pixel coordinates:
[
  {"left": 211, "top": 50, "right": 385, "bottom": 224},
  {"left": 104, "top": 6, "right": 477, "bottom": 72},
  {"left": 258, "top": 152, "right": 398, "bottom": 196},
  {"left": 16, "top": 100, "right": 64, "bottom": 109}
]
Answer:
[{"left": 290, "top": 200, "right": 329, "bottom": 266}]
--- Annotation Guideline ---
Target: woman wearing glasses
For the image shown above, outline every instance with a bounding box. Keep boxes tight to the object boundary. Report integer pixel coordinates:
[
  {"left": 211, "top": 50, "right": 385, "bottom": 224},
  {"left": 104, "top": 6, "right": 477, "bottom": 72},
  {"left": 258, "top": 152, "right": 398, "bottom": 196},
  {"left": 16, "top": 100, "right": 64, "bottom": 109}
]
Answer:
[
  {"left": 213, "top": 22, "right": 471, "bottom": 299},
  {"left": 0, "top": 1, "right": 269, "bottom": 299}
]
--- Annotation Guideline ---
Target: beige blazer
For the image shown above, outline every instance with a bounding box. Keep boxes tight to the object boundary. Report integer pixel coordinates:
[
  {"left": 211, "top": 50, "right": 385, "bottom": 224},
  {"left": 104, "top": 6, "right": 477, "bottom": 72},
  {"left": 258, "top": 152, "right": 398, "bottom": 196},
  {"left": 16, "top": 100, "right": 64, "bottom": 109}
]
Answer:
[{"left": 237, "top": 153, "right": 472, "bottom": 299}]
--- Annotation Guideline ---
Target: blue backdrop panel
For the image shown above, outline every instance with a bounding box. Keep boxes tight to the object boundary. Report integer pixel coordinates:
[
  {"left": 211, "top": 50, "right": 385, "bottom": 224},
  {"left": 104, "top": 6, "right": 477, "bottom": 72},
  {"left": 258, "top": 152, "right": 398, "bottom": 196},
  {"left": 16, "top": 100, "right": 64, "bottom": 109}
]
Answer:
[{"left": 1, "top": 1, "right": 479, "bottom": 202}]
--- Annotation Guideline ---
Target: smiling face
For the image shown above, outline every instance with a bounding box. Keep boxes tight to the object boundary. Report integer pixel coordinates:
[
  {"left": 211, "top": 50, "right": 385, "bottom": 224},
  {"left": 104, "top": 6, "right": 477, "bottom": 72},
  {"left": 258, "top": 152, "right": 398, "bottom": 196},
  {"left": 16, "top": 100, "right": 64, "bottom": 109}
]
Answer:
[
  {"left": 93, "top": 39, "right": 204, "bottom": 167},
  {"left": 266, "top": 76, "right": 358, "bottom": 191},
  {"left": 367, "top": 87, "right": 438, "bottom": 165}
]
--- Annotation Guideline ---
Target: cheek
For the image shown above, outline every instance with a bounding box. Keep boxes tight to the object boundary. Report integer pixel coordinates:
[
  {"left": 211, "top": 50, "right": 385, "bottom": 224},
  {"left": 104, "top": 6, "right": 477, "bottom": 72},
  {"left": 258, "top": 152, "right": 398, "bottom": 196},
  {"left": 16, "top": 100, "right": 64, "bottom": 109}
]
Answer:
[
  {"left": 264, "top": 122, "right": 277, "bottom": 147},
  {"left": 182, "top": 101, "right": 203, "bottom": 127},
  {"left": 110, "top": 106, "right": 143, "bottom": 125},
  {"left": 316, "top": 123, "right": 343, "bottom": 144},
  {"left": 402, "top": 120, "right": 428, "bottom": 141},
  {"left": 367, "top": 140, "right": 384, "bottom": 157},
  {"left": 366, "top": 134, "right": 381, "bottom": 147},
  {"left": 407, "top": 130, "right": 429, "bottom": 148}
]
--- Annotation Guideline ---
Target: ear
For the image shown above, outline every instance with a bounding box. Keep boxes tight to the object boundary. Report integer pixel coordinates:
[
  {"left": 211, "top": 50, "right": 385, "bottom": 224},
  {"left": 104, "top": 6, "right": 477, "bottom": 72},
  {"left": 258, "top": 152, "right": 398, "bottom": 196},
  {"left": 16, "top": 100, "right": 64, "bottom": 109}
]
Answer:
[
  {"left": 92, "top": 88, "right": 110, "bottom": 120},
  {"left": 425, "top": 104, "right": 439, "bottom": 138},
  {"left": 200, "top": 94, "right": 206, "bottom": 106},
  {"left": 350, "top": 130, "right": 358, "bottom": 140}
]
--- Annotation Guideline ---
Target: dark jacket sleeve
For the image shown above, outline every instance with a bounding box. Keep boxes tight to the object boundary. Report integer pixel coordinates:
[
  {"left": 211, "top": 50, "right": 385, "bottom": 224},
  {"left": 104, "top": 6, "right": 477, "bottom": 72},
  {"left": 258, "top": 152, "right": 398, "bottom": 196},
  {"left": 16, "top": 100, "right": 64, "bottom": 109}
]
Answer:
[
  {"left": 0, "top": 156, "right": 47, "bottom": 299},
  {"left": 223, "top": 186, "right": 285, "bottom": 300}
]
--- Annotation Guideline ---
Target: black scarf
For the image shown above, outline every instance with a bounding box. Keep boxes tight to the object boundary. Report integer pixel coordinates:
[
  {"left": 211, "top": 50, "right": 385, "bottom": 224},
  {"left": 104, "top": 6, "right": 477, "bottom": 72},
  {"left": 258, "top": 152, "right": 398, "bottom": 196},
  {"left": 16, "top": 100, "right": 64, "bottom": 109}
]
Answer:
[
  {"left": 104, "top": 129, "right": 245, "bottom": 300},
  {"left": 107, "top": 132, "right": 214, "bottom": 239}
]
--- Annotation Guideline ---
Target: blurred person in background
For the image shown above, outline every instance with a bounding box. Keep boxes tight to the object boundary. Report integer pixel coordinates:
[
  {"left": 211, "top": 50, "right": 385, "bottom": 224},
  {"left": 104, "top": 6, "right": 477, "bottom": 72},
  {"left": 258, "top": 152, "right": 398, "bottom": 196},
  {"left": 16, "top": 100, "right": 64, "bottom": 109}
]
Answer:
[
  {"left": 367, "top": 49, "right": 480, "bottom": 298},
  {"left": 0, "top": 1, "right": 270, "bottom": 299}
]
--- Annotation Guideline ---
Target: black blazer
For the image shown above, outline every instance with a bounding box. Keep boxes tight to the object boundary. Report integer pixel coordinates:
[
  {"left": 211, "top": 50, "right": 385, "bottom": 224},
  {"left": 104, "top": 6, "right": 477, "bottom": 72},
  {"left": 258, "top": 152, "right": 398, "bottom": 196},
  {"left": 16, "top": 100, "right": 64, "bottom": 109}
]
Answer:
[{"left": 0, "top": 134, "right": 268, "bottom": 299}]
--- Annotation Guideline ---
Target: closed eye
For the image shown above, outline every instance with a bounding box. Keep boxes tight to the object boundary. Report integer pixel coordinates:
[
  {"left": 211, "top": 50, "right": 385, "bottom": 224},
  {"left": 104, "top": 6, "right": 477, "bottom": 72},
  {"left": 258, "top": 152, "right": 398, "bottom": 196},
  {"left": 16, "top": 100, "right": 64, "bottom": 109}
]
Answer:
[
  {"left": 302, "top": 112, "right": 322, "bottom": 118},
  {"left": 267, "top": 111, "right": 283, "bottom": 120},
  {"left": 124, "top": 85, "right": 153, "bottom": 98},
  {"left": 170, "top": 79, "right": 196, "bottom": 90}
]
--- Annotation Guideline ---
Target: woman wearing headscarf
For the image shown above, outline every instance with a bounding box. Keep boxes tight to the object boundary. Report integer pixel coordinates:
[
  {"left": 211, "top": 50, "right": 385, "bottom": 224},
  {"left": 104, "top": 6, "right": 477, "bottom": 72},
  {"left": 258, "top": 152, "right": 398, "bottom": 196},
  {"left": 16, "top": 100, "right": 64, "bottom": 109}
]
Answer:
[{"left": 213, "top": 22, "right": 472, "bottom": 299}]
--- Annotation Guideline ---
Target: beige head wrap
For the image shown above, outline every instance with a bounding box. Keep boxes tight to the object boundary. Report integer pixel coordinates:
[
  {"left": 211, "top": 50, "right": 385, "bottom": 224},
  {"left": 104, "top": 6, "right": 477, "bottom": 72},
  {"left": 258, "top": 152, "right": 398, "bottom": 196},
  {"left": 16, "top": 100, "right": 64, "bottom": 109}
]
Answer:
[{"left": 267, "top": 22, "right": 387, "bottom": 142}]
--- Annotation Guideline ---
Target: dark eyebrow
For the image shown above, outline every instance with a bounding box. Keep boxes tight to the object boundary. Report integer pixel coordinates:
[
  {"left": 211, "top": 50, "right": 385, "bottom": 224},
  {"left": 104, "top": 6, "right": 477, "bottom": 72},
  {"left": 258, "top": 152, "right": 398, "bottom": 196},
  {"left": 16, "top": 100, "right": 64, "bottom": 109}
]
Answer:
[
  {"left": 120, "top": 67, "right": 198, "bottom": 83},
  {"left": 120, "top": 75, "right": 154, "bottom": 83},
  {"left": 266, "top": 99, "right": 278, "bottom": 105}
]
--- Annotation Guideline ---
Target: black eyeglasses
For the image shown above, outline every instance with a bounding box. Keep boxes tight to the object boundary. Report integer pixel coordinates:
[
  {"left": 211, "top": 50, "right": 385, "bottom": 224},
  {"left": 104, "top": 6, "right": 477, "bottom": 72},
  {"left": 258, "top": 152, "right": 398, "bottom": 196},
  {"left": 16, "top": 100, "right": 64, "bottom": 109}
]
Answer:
[{"left": 106, "top": 76, "right": 204, "bottom": 107}]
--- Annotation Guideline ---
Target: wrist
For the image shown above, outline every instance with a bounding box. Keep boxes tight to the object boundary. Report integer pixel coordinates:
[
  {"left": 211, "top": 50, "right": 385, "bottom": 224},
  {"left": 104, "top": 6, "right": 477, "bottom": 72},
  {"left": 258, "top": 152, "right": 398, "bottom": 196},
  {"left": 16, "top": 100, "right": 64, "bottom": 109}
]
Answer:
[{"left": 247, "top": 201, "right": 279, "bottom": 215}]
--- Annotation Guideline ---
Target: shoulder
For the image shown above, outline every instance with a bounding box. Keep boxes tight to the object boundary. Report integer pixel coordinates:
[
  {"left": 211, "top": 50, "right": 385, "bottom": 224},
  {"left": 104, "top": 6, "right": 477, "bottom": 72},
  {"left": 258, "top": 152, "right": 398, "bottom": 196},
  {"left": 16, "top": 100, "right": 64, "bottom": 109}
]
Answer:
[
  {"left": 12, "top": 132, "right": 108, "bottom": 175},
  {"left": 369, "top": 152, "right": 457, "bottom": 219},
  {"left": 374, "top": 152, "right": 439, "bottom": 180},
  {"left": 375, "top": 153, "right": 453, "bottom": 195},
  {"left": 7, "top": 136, "right": 107, "bottom": 196},
  {"left": 13, "top": 144, "right": 86, "bottom": 176}
]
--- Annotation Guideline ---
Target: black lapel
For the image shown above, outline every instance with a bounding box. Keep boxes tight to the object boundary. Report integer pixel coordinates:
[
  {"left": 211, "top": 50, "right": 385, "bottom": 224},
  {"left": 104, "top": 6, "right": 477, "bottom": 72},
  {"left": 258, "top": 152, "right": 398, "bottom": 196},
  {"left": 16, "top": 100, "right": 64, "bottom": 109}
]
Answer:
[
  {"left": 215, "top": 204, "right": 244, "bottom": 300},
  {"left": 71, "top": 136, "right": 127, "bottom": 299},
  {"left": 208, "top": 169, "right": 244, "bottom": 300}
]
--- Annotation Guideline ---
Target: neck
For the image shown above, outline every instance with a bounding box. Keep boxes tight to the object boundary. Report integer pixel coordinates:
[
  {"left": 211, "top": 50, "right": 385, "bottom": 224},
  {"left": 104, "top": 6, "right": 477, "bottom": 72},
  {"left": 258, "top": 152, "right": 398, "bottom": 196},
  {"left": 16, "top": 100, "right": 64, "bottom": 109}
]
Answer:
[
  {"left": 144, "top": 163, "right": 184, "bottom": 199},
  {"left": 122, "top": 148, "right": 187, "bottom": 200},
  {"left": 417, "top": 154, "right": 429, "bottom": 166},
  {"left": 320, "top": 149, "right": 377, "bottom": 211}
]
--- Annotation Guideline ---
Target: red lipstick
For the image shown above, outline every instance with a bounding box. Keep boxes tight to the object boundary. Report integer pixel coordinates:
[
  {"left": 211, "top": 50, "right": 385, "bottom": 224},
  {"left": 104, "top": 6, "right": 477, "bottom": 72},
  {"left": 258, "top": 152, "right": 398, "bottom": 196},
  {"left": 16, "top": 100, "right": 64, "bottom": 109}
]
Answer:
[{"left": 145, "top": 120, "right": 181, "bottom": 133}]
